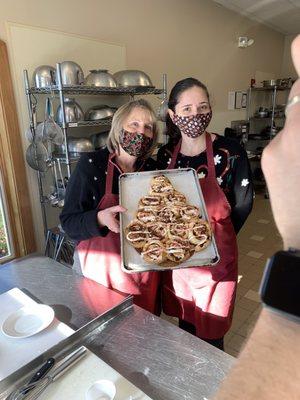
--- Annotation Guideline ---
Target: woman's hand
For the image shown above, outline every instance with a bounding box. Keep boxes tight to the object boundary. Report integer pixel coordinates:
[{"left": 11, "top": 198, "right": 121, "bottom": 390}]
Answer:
[{"left": 97, "top": 205, "right": 127, "bottom": 233}]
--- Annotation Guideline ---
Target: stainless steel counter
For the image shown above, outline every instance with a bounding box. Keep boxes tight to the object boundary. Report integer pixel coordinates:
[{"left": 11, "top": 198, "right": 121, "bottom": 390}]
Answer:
[{"left": 0, "top": 255, "right": 234, "bottom": 400}]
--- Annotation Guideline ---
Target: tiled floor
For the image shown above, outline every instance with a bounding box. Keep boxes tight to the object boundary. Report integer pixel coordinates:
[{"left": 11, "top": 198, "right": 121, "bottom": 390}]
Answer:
[
  {"left": 225, "top": 192, "right": 282, "bottom": 357},
  {"left": 161, "top": 193, "right": 283, "bottom": 357}
]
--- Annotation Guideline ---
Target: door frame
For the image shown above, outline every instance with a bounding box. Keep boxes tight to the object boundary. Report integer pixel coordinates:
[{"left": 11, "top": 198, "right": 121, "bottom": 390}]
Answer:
[{"left": 0, "top": 39, "right": 36, "bottom": 260}]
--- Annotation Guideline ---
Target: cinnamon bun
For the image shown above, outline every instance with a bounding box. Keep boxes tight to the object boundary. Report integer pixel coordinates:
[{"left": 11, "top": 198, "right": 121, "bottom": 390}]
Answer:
[
  {"left": 125, "top": 220, "right": 148, "bottom": 248},
  {"left": 141, "top": 240, "right": 166, "bottom": 264},
  {"left": 150, "top": 175, "right": 174, "bottom": 196},
  {"left": 188, "top": 219, "right": 211, "bottom": 251},
  {"left": 179, "top": 205, "right": 201, "bottom": 221},
  {"left": 147, "top": 222, "right": 168, "bottom": 240},
  {"left": 136, "top": 208, "right": 157, "bottom": 224},
  {"left": 150, "top": 174, "right": 172, "bottom": 187},
  {"left": 167, "top": 222, "right": 190, "bottom": 240},
  {"left": 157, "top": 206, "right": 179, "bottom": 223},
  {"left": 139, "top": 195, "right": 163, "bottom": 208},
  {"left": 164, "top": 190, "right": 187, "bottom": 206},
  {"left": 165, "top": 237, "right": 192, "bottom": 263}
]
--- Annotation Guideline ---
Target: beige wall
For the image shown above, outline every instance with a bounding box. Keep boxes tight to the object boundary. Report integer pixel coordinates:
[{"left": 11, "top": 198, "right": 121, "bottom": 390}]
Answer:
[
  {"left": 0, "top": 0, "right": 286, "bottom": 248},
  {"left": 0, "top": 0, "right": 285, "bottom": 131},
  {"left": 281, "top": 34, "right": 298, "bottom": 78}
]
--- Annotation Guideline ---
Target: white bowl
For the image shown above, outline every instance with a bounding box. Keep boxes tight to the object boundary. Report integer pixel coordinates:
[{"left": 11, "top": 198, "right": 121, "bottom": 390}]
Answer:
[{"left": 85, "top": 380, "right": 116, "bottom": 400}]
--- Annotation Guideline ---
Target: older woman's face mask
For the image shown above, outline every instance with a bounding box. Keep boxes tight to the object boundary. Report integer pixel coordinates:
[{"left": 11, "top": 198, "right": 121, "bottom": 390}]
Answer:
[
  {"left": 119, "top": 107, "right": 154, "bottom": 157},
  {"left": 119, "top": 129, "right": 153, "bottom": 156}
]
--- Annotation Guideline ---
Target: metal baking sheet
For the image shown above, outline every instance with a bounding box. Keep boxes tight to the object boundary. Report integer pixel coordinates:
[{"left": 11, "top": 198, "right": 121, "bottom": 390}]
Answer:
[{"left": 119, "top": 168, "right": 220, "bottom": 273}]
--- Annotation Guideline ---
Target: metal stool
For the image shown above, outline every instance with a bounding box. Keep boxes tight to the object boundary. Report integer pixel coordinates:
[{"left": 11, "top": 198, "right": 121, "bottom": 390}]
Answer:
[{"left": 44, "top": 227, "right": 75, "bottom": 265}]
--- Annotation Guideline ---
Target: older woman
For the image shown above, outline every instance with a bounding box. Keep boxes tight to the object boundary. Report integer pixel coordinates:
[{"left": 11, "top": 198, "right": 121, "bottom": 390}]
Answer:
[
  {"left": 157, "top": 78, "right": 253, "bottom": 349},
  {"left": 60, "top": 99, "right": 160, "bottom": 314}
]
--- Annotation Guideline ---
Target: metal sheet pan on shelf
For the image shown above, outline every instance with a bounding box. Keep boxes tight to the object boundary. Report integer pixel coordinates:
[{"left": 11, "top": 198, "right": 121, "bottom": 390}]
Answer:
[{"left": 119, "top": 168, "right": 220, "bottom": 273}]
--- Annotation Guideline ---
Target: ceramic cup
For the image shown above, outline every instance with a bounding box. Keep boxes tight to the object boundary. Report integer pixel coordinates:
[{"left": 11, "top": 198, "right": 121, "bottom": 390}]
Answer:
[{"left": 85, "top": 380, "right": 116, "bottom": 400}]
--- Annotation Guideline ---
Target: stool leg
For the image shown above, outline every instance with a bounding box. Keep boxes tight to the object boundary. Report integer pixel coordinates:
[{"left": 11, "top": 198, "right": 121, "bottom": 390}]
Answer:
[
  {"left": 44, "top": 230, "right": 51, "bottom": 256},
  {"left": 54, "top": 235, "right": 65, "bottom": 261}
]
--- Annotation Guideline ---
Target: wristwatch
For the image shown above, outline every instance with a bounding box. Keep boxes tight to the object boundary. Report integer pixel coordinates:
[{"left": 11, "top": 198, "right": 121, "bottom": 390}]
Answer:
[{"left": 260, "top": 249, "right": 300, "bottom": 321}]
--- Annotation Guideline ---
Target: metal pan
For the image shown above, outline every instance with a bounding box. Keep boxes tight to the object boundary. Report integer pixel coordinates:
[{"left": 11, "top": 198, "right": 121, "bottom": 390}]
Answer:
[{"left": 119, "top": 168, "right": 220, "bottom": 273}]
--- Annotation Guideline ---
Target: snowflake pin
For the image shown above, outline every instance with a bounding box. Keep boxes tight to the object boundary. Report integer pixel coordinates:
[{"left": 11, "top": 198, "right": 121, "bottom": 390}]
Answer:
[
  {"left": 217, "top": 176, "right": 223, "bottom": 185},
  {"left": 198, "top": 172, "right": 206, "bottom": 179},
  {"left": 241, "top": 178, "right": 249, "bottom": 187},
  {"left": 214, "top": 154, "right": 222, "bottom": 165}
]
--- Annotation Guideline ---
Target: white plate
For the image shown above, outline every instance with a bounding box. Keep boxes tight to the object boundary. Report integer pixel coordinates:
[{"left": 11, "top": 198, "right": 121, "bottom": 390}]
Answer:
[{"left": 1, "top": 304, "right": 55, "bottom": 339}]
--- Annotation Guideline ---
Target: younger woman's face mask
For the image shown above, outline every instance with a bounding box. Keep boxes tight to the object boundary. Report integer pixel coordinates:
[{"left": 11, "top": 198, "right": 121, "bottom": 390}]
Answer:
[
  {"left": 173, "top": 111, "right": 212, "bottom": 138},
  {"left": 119, "top": 129, "right": 153, "bottom": 157}
]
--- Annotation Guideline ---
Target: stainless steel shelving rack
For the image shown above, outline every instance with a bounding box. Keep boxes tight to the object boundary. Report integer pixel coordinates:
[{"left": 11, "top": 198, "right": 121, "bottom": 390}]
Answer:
[
  {"left": 246, "top": 85, "right": 289, "bottom": 136},
  {"left": 246, "top": 85, "right": 290, "bottom": 194},
  {"left": 23, "top": 63, "right": 167, "bottom": 261}
]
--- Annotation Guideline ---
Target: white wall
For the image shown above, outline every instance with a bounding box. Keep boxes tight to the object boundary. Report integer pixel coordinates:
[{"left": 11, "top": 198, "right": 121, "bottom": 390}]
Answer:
[{"left": 281, "top": 34, "right": 298, "bottom": 78}]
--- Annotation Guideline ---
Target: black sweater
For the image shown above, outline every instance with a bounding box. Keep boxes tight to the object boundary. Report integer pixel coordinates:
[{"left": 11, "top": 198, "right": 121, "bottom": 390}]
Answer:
[
  {"left": 60, "top": 148, "right": 156, "bottom": 242},
  {"left": 157, "top": 135, "right": 254, "bottom": 233}
]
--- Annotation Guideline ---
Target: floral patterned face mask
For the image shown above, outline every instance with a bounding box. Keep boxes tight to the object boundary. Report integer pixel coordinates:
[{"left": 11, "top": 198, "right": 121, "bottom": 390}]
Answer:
[
  {"left": 119, "top": 129, "right": 153, "bottom": 157},
  {"left": 173, "top": 111, "right": 212, "bottom": 138}
]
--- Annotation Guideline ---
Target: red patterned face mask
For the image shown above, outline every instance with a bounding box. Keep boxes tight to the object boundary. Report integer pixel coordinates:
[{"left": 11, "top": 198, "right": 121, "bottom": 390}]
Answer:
[
  {"left": 173, "top": 111, "right": 212, "bottom": 138},
  {"left": 119, "top": 129, "right": 153, "bottom": 157}
]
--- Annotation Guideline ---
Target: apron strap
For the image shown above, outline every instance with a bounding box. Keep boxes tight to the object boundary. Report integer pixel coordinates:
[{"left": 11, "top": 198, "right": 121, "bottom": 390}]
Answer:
[
  {"left": 168, "top": 139, "right": 182, "bottom": 169},
  {"left": 106, "top": 152, "right": 146, "bottom": 194},
  {"left": 105, "top": 154, "right": 115, "bottom": 194},
  {"left": 205, "top": 132, "right": 216, "bottom": 179}
]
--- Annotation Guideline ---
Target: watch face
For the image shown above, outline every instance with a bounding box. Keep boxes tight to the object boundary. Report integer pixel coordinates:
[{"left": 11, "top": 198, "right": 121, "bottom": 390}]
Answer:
[{"left": 260, "top": 251, "right": 300, "bottom": 318}]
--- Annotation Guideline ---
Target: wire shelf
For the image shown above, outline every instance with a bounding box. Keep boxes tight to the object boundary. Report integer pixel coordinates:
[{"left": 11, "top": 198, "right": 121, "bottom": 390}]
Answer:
[
  {"left": 250, "top": 86, "right": 291, "bottom": 92},
  {"left": 66, "top": 118, "right": 112, "bottom": 128},
  {"left": 28, "top": 85, "right": 164, "bottom": 96},
  {"left": 250, "top": 116, "right": 285, "bottom": 120},
  {"left": 52, "top": 155, "right": 80, "bottom": 163},
  {"left": 36, "top": 119, "right": 112, "bottom": 128}
]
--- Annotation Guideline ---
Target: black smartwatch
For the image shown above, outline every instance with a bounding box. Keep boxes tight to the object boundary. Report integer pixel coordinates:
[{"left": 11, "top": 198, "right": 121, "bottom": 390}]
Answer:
[{"left": 260, "top": 249, "right": 300, "bottom": 321}]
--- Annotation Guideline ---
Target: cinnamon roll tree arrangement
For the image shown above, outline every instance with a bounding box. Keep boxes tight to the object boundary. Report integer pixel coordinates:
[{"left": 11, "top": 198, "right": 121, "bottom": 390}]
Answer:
[{"left": 125, "top": 175, "right": 211, "bottom": 267}]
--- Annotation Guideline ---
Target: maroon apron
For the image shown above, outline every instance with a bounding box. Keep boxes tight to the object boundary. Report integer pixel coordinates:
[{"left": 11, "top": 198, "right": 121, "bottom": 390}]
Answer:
[
  {"left": 77, "top": 154, "right": 160, "bottom": 314},
  {"left": 163, "top": 133, "right": 238, "bottom": 339}
]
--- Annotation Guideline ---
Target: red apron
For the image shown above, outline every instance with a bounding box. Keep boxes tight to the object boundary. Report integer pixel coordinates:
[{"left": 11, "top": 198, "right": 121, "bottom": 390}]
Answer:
[
  {"left": 163, "top": 133, "right": 238, "bottom": 339},
  {"left": 77, "top": 154, "right": 160, "bottom": 314}
]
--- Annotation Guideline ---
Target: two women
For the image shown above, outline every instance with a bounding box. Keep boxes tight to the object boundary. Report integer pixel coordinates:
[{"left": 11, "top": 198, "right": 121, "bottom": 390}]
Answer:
[{"left": 61, "top": 79, "right": 253, "bottom": 349}]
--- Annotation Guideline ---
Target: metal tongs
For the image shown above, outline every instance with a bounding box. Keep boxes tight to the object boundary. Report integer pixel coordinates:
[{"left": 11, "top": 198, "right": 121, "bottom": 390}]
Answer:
[{"left": 6, "top": 346, "right": 87, "bottom": 400}]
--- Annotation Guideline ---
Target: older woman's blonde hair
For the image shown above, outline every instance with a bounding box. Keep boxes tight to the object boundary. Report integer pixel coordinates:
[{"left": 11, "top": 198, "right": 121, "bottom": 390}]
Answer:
[{"left": 106, "top": 99, "right": 159, "bottom": 159}]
